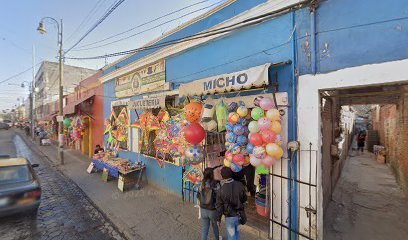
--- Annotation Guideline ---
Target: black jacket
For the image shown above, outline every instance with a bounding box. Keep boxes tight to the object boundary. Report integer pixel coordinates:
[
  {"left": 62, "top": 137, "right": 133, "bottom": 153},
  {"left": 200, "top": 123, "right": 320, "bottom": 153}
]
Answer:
[{"left": 215, "top": 178, "right": 247, "bottom": 221}]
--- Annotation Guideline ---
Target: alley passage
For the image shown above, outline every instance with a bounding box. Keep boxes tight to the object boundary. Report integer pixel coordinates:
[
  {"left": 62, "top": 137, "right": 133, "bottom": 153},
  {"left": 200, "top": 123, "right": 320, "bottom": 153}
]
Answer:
[{"left": 324, "top": 151, "right": 408, "bottom": 240}]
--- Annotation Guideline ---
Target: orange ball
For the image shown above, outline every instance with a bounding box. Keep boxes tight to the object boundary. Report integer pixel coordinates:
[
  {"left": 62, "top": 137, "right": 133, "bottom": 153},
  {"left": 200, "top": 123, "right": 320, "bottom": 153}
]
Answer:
[
  {"left": 270, "top": 121, "right": 282, "bottom": 134},
  {"left": 185, "top": 102, "right": 203, "bottom": 123}
]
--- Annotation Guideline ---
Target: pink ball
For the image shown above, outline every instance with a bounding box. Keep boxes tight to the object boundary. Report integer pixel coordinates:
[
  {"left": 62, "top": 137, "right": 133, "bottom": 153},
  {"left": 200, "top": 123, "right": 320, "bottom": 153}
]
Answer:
[
  {"left": 262, "top": 155, "right": 277, "bottom": 167},
  {"left": 232, "top": 154, "right": 246, "bottom": 166},
  {"left": 249, "top": 154, "right": 262, "bottom": 167},
  {"left": 259, "top": 97, "right": 275, "bottom": 110},
  {"left": 261, "top": 130, "right": 277, "bottom": 143},
  {"left": 257, "top": 117, "right": 272, "bottom": 131}
]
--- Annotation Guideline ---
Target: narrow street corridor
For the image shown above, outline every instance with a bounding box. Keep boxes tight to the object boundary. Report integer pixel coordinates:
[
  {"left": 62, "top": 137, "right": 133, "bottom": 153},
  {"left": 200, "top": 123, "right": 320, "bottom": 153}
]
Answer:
[{"left": 324, "top": 148, "right": 408, "bottom": 240}]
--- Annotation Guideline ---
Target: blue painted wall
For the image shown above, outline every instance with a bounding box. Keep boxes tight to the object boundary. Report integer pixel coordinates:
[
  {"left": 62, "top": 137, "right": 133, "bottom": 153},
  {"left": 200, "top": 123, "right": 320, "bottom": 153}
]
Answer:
[
  {"left": 298, "top": 0, "right": 408, "bottom": 75},
  {"left": 104, "top": 0, "right": 267, "bottom": 75}
]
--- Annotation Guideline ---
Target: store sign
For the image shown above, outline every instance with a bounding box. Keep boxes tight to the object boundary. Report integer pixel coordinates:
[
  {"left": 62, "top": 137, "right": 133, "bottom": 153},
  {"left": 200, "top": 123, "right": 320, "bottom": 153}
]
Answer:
[
  {"left": 115, "top": 60, "right": 166, "bottom": 98},
  {"left": 179, "top": 64, "right": 270, "bottom": 97},
  {"left": 127, "top": 95, "right": 165, "bottom": 110}
]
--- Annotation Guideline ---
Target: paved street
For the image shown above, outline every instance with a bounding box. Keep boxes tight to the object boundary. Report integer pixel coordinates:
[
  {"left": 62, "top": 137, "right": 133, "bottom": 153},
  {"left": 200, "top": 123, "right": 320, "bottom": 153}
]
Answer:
[{"left": 0, "top": 130, "right": 124, "bottom": 240}]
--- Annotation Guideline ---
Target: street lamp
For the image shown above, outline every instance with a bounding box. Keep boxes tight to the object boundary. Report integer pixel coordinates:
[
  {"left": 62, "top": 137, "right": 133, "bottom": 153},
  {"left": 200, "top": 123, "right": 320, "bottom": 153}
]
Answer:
[{"left": 37, "top": 17, "right": 64, "bottom": 165}]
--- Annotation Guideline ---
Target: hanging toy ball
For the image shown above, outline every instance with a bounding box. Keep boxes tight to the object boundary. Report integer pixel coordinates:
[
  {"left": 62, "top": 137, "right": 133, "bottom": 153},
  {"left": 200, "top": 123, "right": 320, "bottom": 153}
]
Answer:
[
  {"left": 230, "top": 162, "right": 242, "bottom": 172},
  {"left": 236, "top": 135, "right": 248, "bottom": 146},
  {"left": 185, "top": 102, "right": 203, "bottom": 123},
  {"left": 227, "top": 112, "right": 240, "bottom": 125},
  {"left": 226, "top": 122, "right": 234, "bottom": 132},
  {"left": 251, "top": 107, "right": 265, "bottom": 121},
  {"left": 224, "top": 158, "right": 232, "bottom": 168},
  {"left": 184, "top": 123, "right": 206, "bottom": 145},
  {"left": 253, "top": 146, "right": 266, "bottom": 159},
  {"left": 266, "top": 109, "right": 281, "bottom": 121},
  {"left": 257, "top": 117, "right": 272, "bottom": 131},
  {"left": 250, "top": 154, "right": 263, "bottom": 167},
  {"left": 227, "top": 102, "right": 238, "bottom": 113},
  {"left": 259, "top": 97, "right": 275, "bottom": 110},
  {"left": 63, "top": 118, "right": 72, "bottom": 127},
  {"left": 185, "top": 145, "right": 204, "bottom": 165},
  {"left": 232, "top": 154, "right": 246, "bottom": 166},
  {"left": 236, "top": 103, "right": 248, "bottom": 117},
  {"left": 248, "top": 121, "right": 260, "bottom": 133},
  {"left": 225, "top": 142, "right": 234, "bottom": 151},
  {"left": 233, "top": 124, "right": 246, "bottom": 136},
  {"left": 225, "top": 150, "right": 233, "bottom": 161},
  {"left": 261, "top": 129, "right": 277, "bottom": 143},
  {"left": 230, "top": 144, "right": 241, "bottom": 154},
  {"left": 249, "top": 133, "right": 263, "bottom": 146},
  {"left": 246, "top": 143, "right": 255, "bottom": 154},
  {"left": 262, "top": 155, "right": 277, "bottom": 167},
  {"left": 270, "top": 120, "right": 282, "bottom": 134},
  {"left": 253, "top": 96, "right": 264, "bottom": 107},
  {"left": 226, "top": 132, "right": 237, "bottom": 143},
  {"left": 265, "top": 143, "right": 284, "bottom": 159}
]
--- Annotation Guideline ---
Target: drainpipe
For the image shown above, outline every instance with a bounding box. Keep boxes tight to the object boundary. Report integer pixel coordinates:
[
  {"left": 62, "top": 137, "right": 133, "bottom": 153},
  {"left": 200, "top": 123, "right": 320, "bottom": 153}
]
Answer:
[{"left": 310, "top": 1, "right": 317, "bottom": 74}]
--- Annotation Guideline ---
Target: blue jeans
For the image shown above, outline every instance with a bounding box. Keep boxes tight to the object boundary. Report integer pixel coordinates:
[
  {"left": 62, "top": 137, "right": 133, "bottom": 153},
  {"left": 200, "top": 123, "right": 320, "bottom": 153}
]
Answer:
[
  {"left": 201, "top": 208, "right": 219, "bottom": 240},
  {"left": 225, "top": 216, "right": 240, "bottom": 240}
]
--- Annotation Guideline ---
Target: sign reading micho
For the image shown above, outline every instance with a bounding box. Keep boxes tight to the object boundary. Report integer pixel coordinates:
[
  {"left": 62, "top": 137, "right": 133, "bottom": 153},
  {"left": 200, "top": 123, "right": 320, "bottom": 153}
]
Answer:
[{"left": 115, "top": 60, "right": 166, "bottom": 98}]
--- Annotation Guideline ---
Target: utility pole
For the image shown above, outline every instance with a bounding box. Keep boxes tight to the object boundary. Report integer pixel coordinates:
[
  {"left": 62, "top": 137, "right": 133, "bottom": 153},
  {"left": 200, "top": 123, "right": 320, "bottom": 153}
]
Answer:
[{"left": 31, "top": 45, "right": 35, "bottom": 139}]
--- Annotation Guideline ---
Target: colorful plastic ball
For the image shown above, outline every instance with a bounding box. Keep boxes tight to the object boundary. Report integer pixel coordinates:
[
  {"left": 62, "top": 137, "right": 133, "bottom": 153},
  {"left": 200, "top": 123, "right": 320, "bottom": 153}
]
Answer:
[
  {"left": 262, "top": 155, "right": 277, "bottom": 167},
  {"left": 237, "top": 105, "right": 248, "bottom": 117},
  {"left": 230, "top": 144, "right": 241, "bottom": 154},
  {"left": 246, "top": 143, "right": 255, "bottom": 154},
  {"left": 266, "top": 143, "right": 284, "bottom": 159},
  {"left": 226, "top": 132, "right": 237, "bottom": 143},
  {"left": 259, "top": 97, "right": 275, "bottom": 110},
  {"left": 251, "top": 107, "right": 265, "bottom": 121},
  {"left": 230, "top": 162, "right": 242, "bottom": 172},
  {"left": 248, "top": 121, "right": 260, "bottom": 133},
  {"left": 63, "top": 118, "right": 72, "bottom": 127},
  {"left": 228, "top": 102, "right": 238, "bottom": 112},
  {"left": 233, "top": 125, "right": 246, "bottom": 136},
  {"left": 238, "top": 118, "right": 247, "bottom": 126},
  {"left": 225, "top": 142, "right": 234, "bottom": 151},
  {"left": 185, "top": 102, "right": 203, "bottom": 123},
  {"left": 261, "top": 129, "right": 277, "bottom": 143},
  {"left": 226, "top": 122, "right": 234, "bottom": 132},
  {"left": 253, "top": 146, "right": 266, "bottom": 159},
  {"left": 266, "top": 109, "right": 281, "bottom": 121},
  {"left": 224, "top": 158, "right": 231, "bottom": 168},
  {"left": 258, "top": 117, "right": 272, "bottom": 131},
  {"left": 253, "top": 96, "right": 264, "bottom": 107},
  {"left": 239, "top": 147, "right": 248, "bottom": 155},
  {"left": 256, "top": 165, "right": 270, "bottom": 174},
  {"left": 236, "top": 135, "right": 248, "bottom": 146},
  {"left": 227, "top": 112, "right": 240, "bottom": 125},
  {"left": 184, "top": 123, "right": 206, "bottom": 145},
  {"left": 185, "top": 145, "right": 204, "bottom": 164},
  {"left": 232, "top": 154, "right": 246, "bottom": 166},
  {"left": 250, "top": 154, "right": 262, "bottom": 167},
  {"left": 249, "top": 133, "right": 263, "bottom": 146},
  {"left": 270, "top": 120, "right": 282, "bottom": 134}
]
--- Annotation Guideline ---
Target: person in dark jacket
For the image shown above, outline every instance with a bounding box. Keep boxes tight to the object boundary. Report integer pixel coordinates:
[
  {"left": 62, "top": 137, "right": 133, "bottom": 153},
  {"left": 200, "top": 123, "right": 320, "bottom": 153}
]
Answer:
[
  {"left": 216, "top": 167, "right": 247, "bottom": 240},
  {"left": 197, "top": 168, "right": 220, "bottom": 240}
]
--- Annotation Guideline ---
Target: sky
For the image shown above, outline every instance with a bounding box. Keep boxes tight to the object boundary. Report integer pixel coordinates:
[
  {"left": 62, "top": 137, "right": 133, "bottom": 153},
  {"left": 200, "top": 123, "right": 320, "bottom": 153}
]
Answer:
[{"left": 0, "top": 0, "right": 223, "bottom": 111}]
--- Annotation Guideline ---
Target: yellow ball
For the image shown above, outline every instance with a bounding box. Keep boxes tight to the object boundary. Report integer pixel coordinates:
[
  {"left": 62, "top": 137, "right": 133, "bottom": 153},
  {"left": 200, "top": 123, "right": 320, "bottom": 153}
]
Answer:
[
  {"left": 266, "top": 109, "right": 280, "bottom": 121},
  {"left": 265, "top": 143, "right": 284, "bottom": 159},
  {"left": 270, "top": 121, "right": 282, "bottom": 134},
  {"left": 224, "top": 159, "right": 231, "bottom": 168}
]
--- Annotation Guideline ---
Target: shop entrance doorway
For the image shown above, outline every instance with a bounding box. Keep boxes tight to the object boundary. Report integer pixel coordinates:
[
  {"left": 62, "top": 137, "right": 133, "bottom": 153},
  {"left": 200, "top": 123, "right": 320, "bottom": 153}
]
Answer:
[{"left": 82, "top": 116, "right": 91, "bottom": 157}]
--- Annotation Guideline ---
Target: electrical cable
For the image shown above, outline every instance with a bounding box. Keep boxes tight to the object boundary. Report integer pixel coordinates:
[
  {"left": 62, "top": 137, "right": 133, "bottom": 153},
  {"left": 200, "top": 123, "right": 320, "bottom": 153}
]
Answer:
[
  {"left": 0, "top": 63, "right": 42, "bottom": 85},
  {"left": 72, "top": 0, "right": 220, "bottom": 51},
  {"left": 65, "top": 0, "right": 126, "bottom": 55}
]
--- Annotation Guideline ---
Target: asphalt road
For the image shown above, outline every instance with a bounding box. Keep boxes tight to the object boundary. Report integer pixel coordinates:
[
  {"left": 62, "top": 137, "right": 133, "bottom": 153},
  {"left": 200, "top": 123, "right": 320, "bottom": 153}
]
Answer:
[{"left": 0, "top": 129, "right": 124, "bottom": 240}]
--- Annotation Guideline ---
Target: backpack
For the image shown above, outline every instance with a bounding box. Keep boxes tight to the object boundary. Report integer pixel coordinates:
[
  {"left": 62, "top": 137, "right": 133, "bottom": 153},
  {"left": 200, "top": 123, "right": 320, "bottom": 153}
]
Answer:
[{"left": 199, "top": 182, "right": 216, "bottom": 210}]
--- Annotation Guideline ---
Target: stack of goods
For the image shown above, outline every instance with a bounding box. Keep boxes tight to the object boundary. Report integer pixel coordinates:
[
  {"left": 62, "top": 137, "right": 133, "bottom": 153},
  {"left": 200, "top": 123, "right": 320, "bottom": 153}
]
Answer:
[
  {"left": 223, "top": 101, "right": 251, "bottom": 172},
  {"left": 248, "top": 96, "right": 284, "bottom": 172},
  {"left": 93, "top": 150, "right": 116, "bottom": 160},
  {"left": 255, "top": 175, "right": 269, "bottom": 217}
]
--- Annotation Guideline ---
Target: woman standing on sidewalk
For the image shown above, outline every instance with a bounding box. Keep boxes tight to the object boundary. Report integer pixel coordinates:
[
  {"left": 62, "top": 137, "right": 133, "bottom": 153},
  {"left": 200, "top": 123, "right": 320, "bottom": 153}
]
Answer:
[{"left": 198, "top": 168, "right": 220, "bottom": 240}]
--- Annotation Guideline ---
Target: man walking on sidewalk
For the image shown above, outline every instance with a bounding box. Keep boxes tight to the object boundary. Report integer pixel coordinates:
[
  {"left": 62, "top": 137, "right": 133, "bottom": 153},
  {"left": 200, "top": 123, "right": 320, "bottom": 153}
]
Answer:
[{"left": 216, "top": 167, "right": 247, "bottom": 240}]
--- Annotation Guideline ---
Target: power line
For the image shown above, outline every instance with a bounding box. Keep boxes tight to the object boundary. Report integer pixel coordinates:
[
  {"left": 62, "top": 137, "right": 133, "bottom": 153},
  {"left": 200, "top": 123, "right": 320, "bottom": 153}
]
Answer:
[
  {"left": 65, "top": 0, "right": 126, "bottom": 54},
  {"left": 72, "top": 0, "right": 214, "bottom": 50},
  {"left": 0, "top": 66, "right": 35, "bottom": 85}
]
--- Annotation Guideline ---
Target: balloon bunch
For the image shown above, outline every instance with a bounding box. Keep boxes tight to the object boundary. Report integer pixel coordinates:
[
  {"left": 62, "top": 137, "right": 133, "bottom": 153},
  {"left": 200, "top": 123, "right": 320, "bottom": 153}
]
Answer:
[
  {"left": 224, "top": 101, "right": 250, "bottom": 172},
  {"left": 183, "top": 102, "right": 206, "bottom": 165},
  {"left": 248, "top": 96, "right": 284, "bottom": 169}
]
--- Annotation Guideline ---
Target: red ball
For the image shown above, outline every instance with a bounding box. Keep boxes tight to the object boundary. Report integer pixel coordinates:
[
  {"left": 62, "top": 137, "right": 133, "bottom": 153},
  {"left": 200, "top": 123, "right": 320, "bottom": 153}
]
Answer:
[
  {"left": 184, "top": 123, "right": 206, "bottom": 145},
  {"left": 249, "top": 133, "right": 263, "bottom": 146},
  {"left": 261, "top": 130, "right": 277, "bottom": 143}
]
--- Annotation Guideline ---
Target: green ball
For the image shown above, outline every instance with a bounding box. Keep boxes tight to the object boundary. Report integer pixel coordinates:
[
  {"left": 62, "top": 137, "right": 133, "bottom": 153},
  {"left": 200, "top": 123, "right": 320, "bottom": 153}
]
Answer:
[
  {"left": 256, "top": 165, "right": 270, "bottom": 175},
  {"left": 251, "top": 107, "right": 265, "bottom": 121},
  {"left": 63, "top": 118, "right": 72, "bottom": 127}
]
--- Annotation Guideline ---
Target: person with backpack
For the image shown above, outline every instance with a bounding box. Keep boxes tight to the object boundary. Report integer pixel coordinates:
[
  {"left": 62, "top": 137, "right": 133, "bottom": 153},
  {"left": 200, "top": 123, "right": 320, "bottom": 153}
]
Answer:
[
  {"left": 198, "top": 168, "right": 220, "bottom": 240},
  {"left": 216, "top": 167, "right": 247, "bottom": 240}
]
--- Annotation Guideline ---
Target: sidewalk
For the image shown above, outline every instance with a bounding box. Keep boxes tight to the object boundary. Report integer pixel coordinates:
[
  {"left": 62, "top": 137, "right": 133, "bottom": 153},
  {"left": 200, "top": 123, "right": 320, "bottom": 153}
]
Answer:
[{"left": 18, "top": 131, "right": 263, "bottom": 240}]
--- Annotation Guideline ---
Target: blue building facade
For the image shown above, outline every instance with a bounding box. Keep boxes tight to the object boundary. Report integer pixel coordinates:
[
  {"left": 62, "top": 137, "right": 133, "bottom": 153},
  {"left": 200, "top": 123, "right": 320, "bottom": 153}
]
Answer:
[{"left": 100, "top": 0, "right": 408, "bottom": 239}]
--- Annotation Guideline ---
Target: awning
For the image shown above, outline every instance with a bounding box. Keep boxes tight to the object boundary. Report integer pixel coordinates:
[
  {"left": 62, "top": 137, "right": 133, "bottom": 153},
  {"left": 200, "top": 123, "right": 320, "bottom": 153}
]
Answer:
[
  {"left": 63, "top": 94, "right": 95, "bottom": 115},
  {"left": 128, "top": 95, "right": 166, "bottom": 110},
  {"left": 179, "top": 64, "right": 270, "bottom": 97}
]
